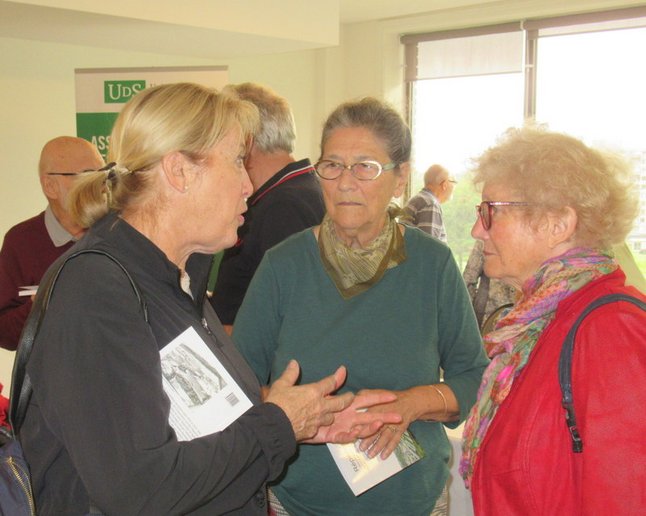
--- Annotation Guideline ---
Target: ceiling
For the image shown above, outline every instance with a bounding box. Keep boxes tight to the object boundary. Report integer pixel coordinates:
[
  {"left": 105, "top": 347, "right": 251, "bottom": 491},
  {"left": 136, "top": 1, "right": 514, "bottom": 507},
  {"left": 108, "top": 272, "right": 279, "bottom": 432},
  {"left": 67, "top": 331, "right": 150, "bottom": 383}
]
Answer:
[
  {"left": 339, "top": 0, "right": 481, "bottom": 23},
  {"left": 0, "top": 0, "right": 486, "bottom": 59}
]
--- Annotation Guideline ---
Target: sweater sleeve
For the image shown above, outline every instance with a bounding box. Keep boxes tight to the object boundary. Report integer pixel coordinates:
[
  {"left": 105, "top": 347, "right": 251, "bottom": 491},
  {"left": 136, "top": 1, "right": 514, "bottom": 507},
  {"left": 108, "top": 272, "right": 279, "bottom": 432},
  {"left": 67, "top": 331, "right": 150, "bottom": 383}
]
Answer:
[
  {"left": 232, "top": 254, "right": 282, "bottom": 384},
  {"left": 573, "top": 301, "right": 646, "bottom": 514},
  {"left": 27, "top": 254, "right": 295, "bottom": 515}
]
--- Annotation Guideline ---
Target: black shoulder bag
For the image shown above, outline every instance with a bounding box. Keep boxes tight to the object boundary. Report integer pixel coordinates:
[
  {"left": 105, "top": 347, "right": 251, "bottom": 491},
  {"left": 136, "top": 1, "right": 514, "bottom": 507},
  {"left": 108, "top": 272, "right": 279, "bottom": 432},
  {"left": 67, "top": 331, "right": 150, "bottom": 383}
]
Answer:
[
  {"left": 1, "top": 249, "right": 147, "bottom": 516},
  {"left": 559, "top": 293, "right": 645, "bottom": 453}
]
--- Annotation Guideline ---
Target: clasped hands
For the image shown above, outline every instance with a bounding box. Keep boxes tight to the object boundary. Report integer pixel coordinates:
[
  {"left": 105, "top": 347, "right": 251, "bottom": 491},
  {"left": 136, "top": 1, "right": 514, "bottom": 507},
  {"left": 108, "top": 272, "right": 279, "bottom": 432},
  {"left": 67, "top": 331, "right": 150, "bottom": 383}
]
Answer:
[{"left": 264, "top": 360, "right": 402, "bottom": 445}]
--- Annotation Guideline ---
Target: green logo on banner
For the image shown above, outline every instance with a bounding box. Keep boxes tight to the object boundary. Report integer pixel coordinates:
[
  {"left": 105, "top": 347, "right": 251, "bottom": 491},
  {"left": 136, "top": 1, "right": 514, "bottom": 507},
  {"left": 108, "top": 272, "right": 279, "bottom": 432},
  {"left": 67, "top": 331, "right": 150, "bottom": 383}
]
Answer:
[
  {"left": 76, "top": 112, "right": 119, "bottom": 160},
  {"left": 104, "top": 80, "right": 146, "bottom": 103}
]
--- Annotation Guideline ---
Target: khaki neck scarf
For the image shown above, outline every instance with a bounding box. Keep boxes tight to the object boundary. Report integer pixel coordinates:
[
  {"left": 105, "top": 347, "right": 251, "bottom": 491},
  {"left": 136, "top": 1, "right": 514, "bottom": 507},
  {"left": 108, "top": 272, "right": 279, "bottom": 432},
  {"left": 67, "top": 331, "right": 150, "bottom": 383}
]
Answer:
[{"left": 318, "top": 208, "right": 406, "bottom": 299}]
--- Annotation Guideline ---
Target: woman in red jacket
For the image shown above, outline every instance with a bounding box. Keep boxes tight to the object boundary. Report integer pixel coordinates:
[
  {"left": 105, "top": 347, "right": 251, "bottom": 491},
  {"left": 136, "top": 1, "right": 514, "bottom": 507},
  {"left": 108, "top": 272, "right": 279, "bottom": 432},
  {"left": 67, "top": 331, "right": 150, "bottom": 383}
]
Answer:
[{"left": 460, "top": 125, "right": 646, "bottom": 515}]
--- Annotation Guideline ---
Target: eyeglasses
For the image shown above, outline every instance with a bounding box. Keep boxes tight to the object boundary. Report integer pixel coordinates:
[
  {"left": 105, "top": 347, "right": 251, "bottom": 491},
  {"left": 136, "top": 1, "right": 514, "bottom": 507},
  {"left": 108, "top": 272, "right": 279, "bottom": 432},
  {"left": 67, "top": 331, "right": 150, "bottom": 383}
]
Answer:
[
  {"left": 46, "top": 162, "right": 113, "bottom": 177},
  {"left": 314, "top": 160, "right": 397, "bottom": 181},
  {"left": 46, "top": 169, "right": 96, "bottom": 177},
  {"left": 476, "top": 201, "right": 531, "bottom": 230}
]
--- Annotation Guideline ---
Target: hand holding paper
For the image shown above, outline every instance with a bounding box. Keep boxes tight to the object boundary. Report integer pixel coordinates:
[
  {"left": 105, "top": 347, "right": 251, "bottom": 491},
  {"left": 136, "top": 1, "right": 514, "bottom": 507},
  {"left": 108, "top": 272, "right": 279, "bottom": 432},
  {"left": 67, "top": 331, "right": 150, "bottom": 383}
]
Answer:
[{"left": 328, "top": 430, "right": 425, "bottom": 496}]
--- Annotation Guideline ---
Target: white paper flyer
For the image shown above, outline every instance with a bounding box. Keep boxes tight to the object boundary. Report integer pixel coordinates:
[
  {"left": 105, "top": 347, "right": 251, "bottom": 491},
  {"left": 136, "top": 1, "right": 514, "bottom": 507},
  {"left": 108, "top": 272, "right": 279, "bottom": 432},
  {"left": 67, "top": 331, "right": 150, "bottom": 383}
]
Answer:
[
  {"left": 160, "top": 326, "right": 252, "bottom": 441},
  {"left": 18, "top": 285, "right": 38, "bottom": 296},
  {"left": 327, "top": 430, "right": 425, "bottom": 496}
]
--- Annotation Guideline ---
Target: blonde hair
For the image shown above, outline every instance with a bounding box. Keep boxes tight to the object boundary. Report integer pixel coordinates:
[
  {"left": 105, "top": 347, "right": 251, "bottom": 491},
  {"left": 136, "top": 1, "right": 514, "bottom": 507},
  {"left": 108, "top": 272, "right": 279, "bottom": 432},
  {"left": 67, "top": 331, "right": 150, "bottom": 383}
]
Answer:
[
  {"left": 473, "top": 125, "right": 639, "bottom": 249},
  {"left": 69, "top": 82, "right": 259, "bottom": 228}
]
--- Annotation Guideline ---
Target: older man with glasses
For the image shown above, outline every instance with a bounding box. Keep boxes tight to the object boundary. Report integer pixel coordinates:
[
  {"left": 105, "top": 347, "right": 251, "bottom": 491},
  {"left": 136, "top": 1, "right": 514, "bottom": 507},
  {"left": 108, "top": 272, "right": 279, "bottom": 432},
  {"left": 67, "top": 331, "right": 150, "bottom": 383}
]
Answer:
[
  {"left": 0, "top": 136, "right": 104, "bottom": 350},
  {"left": 402, "top": 163, "right": 456, "bottom": 243}
]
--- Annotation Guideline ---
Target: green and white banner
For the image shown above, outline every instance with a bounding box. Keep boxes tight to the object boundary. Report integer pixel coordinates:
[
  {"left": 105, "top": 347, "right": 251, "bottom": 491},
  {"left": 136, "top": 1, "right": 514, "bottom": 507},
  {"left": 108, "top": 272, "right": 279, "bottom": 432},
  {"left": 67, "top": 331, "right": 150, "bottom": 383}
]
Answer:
[{"left": 75, "top": 66, "right": 229, "bottom": 159}]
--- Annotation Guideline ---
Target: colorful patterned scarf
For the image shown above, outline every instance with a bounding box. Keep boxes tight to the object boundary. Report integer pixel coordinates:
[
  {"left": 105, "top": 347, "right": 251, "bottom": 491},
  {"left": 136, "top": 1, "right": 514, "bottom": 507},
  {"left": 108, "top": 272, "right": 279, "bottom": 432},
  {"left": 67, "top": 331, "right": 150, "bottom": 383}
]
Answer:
[
  {"left": 459, "top": 247, "right": 617, "bottom": 486},
  {"left": 318, "top": 207, "right": 406, "bottom": 299}
]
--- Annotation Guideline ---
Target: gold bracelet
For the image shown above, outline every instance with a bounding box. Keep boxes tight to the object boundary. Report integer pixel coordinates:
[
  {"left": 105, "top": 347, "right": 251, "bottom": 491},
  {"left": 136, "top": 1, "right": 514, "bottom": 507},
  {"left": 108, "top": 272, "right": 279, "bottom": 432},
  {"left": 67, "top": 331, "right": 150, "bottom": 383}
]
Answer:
[{"left": 431, "top": 384, "right": 448, "bottom": 417}]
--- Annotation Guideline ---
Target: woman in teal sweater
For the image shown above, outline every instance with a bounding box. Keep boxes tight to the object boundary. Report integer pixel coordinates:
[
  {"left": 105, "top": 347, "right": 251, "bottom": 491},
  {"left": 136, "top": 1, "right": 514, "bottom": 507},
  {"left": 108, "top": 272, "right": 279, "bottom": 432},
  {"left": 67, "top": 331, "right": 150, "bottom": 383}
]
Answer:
[{"left": 233, "top": 97, "right": 488, "bottom": 515}]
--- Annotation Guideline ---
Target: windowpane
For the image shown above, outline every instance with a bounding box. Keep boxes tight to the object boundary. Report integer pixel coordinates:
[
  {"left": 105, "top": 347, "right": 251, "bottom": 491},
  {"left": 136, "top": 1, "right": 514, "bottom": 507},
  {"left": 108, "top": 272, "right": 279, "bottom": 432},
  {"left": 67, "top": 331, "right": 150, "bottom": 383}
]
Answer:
[
  {"left": 535, "top": 26, "right": 646, "bottom": 277},
  {"left": 407, "top": 19, "right": 646, "bottom": 280},
  {"left": 410, "top": 73, "right": 523, "bottom": 267}
]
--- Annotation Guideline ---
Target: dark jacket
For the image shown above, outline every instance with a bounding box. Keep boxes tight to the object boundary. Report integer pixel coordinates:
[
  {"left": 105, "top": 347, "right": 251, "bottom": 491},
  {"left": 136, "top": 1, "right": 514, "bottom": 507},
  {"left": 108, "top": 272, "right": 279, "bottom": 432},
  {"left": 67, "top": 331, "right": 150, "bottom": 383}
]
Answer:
[
  {"left": 20, "top": 212, "right": 296, "bottom": 515},
  {"left": 210, "top": 159, "right": 324, "bottom": 324}
]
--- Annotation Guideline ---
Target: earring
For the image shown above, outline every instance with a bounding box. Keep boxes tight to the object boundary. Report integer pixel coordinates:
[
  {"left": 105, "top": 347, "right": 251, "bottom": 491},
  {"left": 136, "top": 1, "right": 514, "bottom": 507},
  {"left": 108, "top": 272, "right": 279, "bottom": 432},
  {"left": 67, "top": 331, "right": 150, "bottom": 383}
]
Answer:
[{"left": 184, "top": 185, "right": 189, "bottom": 192}]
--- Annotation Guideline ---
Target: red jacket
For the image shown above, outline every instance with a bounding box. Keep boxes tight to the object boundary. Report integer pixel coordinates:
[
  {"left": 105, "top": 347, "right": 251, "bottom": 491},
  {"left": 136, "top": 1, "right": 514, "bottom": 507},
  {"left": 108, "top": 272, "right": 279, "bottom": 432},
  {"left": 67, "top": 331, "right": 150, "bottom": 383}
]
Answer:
[{"left": 471, "top": 270, "right": 646, "bottom": 515}]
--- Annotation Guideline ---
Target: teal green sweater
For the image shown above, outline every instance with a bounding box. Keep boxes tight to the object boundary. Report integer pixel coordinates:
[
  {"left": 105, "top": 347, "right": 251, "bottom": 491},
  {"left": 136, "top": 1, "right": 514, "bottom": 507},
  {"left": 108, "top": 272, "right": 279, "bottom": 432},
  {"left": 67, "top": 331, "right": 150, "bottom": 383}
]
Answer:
[{"left": 234, "top": 227, "right": 488, "bottom": 515}]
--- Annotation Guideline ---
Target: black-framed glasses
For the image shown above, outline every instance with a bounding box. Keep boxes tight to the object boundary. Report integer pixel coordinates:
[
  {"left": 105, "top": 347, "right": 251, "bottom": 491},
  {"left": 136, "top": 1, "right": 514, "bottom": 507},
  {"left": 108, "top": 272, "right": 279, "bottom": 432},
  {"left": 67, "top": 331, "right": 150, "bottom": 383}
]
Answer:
[
  {"left": 46, "top": 162, "right": 114, "bottom": 177},
  {"left": 476, "top": 201, "right": 531, "bottom": 230},
  {"left": 46, "top": 169, "right": 95, "bottom": 177},
  {"left": 314, "top": 160, "right": 397, "bottom": 181}
]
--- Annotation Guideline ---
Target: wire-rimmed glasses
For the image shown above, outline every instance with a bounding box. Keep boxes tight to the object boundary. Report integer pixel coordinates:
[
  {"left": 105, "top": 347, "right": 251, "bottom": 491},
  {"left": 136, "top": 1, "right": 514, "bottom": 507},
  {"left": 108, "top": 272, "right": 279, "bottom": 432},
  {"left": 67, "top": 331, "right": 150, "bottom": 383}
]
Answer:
[{"left": 314, "top": 160, "right": 397, "bottom": 181}]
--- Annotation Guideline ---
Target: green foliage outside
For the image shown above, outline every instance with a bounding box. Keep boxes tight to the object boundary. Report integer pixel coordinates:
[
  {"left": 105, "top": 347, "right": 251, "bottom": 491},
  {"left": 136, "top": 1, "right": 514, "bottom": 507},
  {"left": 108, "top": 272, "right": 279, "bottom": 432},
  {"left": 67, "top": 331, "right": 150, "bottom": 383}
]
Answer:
[
  {"left": 632, "top": 252, "right": 646, "bottom": 279},
  {"left": 443, "top": 181, "right": 481, "bottom": 271}
]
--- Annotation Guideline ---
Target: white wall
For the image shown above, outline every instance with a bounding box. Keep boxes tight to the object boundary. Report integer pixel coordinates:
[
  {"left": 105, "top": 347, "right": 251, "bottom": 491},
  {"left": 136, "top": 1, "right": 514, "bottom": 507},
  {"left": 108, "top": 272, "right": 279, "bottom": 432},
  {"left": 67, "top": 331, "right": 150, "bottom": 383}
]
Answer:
[
  {"left": 0, "top": 36, "right": 330, "bottom": 387},
  {"left": 0, "top": 39, "right": 201, "bottom": 387},
  {"left": 0, "top": 0, "right": 639, "bottom": 387}
]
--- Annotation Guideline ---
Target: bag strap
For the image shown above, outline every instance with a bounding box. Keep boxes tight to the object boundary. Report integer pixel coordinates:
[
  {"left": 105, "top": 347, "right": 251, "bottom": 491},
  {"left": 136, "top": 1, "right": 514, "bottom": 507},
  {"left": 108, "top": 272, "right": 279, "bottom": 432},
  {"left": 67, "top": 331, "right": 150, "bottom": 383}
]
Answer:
[
  {"left": 558, "top": 293, "right": 645, "bottom": 453},
  {"left": 9, "top": 249, "right": 148, "bottom": 434}
]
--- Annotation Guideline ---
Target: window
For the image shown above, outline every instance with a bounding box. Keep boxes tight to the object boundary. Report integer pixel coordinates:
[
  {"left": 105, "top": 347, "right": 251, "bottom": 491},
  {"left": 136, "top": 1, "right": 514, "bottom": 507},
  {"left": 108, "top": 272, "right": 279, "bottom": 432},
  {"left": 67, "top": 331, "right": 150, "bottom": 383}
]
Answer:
[{"left": 403, "top": 7, "right": 646, "bottom": 276}]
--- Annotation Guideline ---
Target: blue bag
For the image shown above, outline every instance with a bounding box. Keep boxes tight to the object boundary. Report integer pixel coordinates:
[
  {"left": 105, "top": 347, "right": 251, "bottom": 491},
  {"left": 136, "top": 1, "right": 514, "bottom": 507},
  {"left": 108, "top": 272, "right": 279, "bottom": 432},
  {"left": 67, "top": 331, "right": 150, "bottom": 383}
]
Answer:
[{"left": 0, "top": 431, "right": 35, "bottom": 516}]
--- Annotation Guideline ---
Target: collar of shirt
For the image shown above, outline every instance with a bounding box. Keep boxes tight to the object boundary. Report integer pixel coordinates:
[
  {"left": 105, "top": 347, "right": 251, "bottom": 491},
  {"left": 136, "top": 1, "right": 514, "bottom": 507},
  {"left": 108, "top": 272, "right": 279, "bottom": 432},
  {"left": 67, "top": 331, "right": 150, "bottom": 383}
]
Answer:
[
  {"left": 248, "top": 158, "right": 314, "bottom": 206},
  {"left": 44, "top": 205, "right": 75, "bottom": 247}
]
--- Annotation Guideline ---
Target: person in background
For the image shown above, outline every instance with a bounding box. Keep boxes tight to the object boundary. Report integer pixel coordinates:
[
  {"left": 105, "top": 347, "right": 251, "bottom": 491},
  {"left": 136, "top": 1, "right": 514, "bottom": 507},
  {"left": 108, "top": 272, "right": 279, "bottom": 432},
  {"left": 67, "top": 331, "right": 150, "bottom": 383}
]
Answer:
[
  {"left": 460, "top": 125, "right": 646, "bottom": 515},
  {"left": 463, "top": 239, "right": 518, "bottom": 332},
  {"left": 209, "top": 83, "right": 325, "bottom": 332},
  {"left": 19, "top": 83, "right": 400, "bottom": 515},
  {"left": 234, "top": 97, "right": 488, "bottom": 515},
  {"left": 0, "top": 136, "right": 104, "bottom": 350},
  {"left": 402, "top": 163, "right": 456, "bottom": 243}
]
